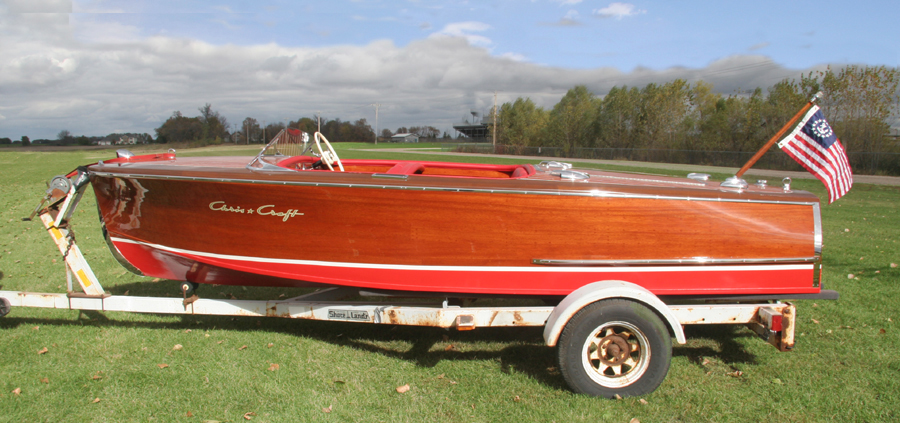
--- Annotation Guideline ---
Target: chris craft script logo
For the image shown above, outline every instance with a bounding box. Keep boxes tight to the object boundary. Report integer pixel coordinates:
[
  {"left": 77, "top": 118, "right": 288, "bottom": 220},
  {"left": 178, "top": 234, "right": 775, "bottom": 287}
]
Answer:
[{"left": 208, "top": 201, "right": 304, "bottom": 222}]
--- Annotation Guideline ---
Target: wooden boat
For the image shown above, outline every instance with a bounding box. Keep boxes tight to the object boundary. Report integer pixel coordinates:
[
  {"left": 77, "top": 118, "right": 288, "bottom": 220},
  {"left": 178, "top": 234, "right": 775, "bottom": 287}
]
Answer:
[{"left": 78, "top": 129, "right": 824, "bottom": 299}]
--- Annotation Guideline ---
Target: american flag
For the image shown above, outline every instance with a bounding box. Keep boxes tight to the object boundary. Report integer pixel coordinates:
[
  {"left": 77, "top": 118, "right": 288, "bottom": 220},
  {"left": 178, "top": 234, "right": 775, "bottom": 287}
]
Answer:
[{"left": 778, "top": 105, "right": 853, "bottom": 203}]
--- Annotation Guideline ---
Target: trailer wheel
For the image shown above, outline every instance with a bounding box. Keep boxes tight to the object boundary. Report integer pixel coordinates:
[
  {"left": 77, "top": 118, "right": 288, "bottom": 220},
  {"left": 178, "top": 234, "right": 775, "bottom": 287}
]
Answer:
[
  {"left": 557, "top": 299, "right": 671, "bottom": 398},
  {"left": 0, "top": 297, "right": 10, "bottom": 317}
]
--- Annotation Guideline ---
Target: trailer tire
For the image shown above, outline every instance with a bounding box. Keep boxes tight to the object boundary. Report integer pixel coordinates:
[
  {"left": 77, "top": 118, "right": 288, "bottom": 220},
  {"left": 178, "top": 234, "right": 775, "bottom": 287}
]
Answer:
[
  {"left": 0, "top": 297, "right": 10, "bottom": 317},
  {"left": 557, "top": 299, "right": 671, "bottom": 398}
]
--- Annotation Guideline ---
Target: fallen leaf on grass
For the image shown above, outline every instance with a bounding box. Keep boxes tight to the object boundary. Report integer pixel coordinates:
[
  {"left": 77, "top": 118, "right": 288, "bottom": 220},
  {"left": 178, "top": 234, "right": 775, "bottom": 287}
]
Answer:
[
  {"left": 39, "top": 378, "right": 49, "bottom": 384},
  {"left": 614, "top": 394, "right": 623, "bottom": 400},
  {"left": 91, "top": 398, "right": 101, "bottom": 404},
  {"left": 186, "top": 411, "right": 193, "bottom": 417},
  {"left": 12, "top": 388, "right": 21, "bottom": 396},
  {"left": 92, "top": 373, "right": 103, "bottom": 380},
  {"left": 630, "top": 419, "right": 641, "bottom": 423},
  {"left": 37, "top": 347, "right": 48, "bottom": 355},
  {"left": 243, "top": 411, "right": 256, "bottom": 420},
  {"left": 238, "top": 345, "right": 248, "bottom": 350},
  {"left": 173, "top": 344, "right": 183, "bottom": 351},
  {"left": 396, "top": 384, "right": 410, "bottom": 393},
  {"left": 32, "top": 326, "right": 39, "bottom": 331},
  {"left": 267, "top": 363, "right": 280, "bottom": 371},
  {"left": 513, "top": 395, "right": 520, "bottom": 402},
  {"left": 728, "top": 370, "right": 744, "bottom": 378},
  {"left": 444, "top": 344, "right": 456, "bottom": 351},
  {"left": 322, "top": 405, "right": 332, "bottom": 413},
  {"left": 812, "top": 319, "right": 820, "bottom": 324},
  {"left": 639, "top": 399, "right": 649, "bottom": 405},
  {"left": 847, "top": 274, "right": 855, "bottom": 279},
  {"left": 892, "top": 263, "right": 898, "bottom": 268},
  {"left": 267, "top": 343, "right": 274, "bottom": 348},
  {"left": 880, "top": 329, "right": 887, "bottom": 334},
  {"left": 157, "top": 364, "right": 169, "bottom": 369}
]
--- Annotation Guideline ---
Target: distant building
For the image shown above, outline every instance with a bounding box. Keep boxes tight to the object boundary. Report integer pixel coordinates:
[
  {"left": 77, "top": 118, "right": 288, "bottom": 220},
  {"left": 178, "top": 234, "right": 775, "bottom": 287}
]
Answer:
[
  {"left": 391, "top": 133, "right": 419, "bottom": 143},
  {"left": 452, "top": 112, "right": 490, "bottom": 142},
  {"left": 97, "top": 140, "right": 113, "bottom": 146},
  {"left": 118, "top": 136, "right": 137, "bottom": 145}
]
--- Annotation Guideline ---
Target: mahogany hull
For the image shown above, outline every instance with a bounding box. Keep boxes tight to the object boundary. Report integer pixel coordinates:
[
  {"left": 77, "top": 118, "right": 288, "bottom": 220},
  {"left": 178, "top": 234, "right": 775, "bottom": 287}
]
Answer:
[{"left": 88, "top": 155, "right": 823, "bottom": 297}]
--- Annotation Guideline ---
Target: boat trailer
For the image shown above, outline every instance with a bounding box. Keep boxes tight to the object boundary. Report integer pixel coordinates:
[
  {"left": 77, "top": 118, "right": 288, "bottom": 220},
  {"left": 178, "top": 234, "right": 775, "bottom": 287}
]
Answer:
[{"left": 0, "top": 174, "right": 814, "bottom": 398}]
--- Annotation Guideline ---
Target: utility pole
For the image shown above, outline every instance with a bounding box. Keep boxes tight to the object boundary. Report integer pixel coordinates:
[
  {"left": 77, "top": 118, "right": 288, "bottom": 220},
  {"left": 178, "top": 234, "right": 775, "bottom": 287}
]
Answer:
[
  {"left": 492, "top": 91, "right": 497, "bottom": 148},
  {"left": 370, "top": 103, "right": 381, "bottom": 144}
]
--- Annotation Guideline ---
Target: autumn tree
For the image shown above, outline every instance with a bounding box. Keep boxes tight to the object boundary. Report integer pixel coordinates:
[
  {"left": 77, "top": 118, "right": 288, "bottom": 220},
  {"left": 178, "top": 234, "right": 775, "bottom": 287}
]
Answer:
[
  {"left": 807, "top": 65, "right": 899, "bottom": 155},
  {"left": 497, "top": 97, "right": 548, "bottom": 147},
  {"left": 595, "top": 86, "right": 641, "bottom": 149},
  {"left": 547, "top": 85, "right": 599, "bottom": 154},
  {"left": 155, "top": 111, "right": 202, "bottom": 143},
  {"left": 241, "top": 117, "right": 261, "bottom": 143}
]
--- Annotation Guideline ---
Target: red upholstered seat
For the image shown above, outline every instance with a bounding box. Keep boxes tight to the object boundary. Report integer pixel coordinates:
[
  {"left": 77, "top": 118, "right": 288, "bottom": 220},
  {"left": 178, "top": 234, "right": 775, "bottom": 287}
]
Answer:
[{"left": 386, "top": 163, "right": 425, "bottom": 175}]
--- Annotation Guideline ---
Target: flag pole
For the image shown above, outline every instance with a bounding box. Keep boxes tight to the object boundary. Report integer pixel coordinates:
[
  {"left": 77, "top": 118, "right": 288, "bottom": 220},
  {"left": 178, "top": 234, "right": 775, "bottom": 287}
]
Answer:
[{"left": 722, "top": 91, "right": 823, "bottom": 188}]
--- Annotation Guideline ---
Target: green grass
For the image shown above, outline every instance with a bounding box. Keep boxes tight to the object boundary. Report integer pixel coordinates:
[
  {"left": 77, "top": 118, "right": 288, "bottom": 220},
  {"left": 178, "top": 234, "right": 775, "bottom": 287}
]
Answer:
[{"left": 1, "top": 146, "right": 898, "bottom": 422}]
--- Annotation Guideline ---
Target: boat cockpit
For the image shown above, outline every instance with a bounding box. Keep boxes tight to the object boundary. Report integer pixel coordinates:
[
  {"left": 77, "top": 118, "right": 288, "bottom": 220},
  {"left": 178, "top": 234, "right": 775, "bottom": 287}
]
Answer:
[{"left": 247, "top": 129, "right": 536, "bottom": 179}]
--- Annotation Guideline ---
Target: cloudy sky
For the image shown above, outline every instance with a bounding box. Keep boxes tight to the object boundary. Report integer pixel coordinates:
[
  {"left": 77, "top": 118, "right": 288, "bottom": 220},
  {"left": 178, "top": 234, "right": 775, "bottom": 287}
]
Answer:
[{"left": 1, "top": 0, "right": 897, "bottom": 140}]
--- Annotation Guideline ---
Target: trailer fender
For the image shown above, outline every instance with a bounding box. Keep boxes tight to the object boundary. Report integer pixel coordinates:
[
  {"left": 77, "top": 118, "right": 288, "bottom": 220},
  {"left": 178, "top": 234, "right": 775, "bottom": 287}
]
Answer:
[{"left": 543, "top": 281, "right": 686, "bottom": 347}]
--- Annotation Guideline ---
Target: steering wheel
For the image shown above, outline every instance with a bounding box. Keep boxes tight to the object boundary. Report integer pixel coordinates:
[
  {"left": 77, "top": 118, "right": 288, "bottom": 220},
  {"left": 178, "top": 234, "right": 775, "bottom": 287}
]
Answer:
[{"left": 313, "top": 132, "right": 344, "bottom": 171}]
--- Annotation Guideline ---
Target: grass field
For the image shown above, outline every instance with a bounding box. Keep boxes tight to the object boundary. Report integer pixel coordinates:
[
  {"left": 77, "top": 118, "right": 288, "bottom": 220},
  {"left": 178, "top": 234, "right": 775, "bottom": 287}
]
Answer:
[{"left": 1, "top": 145, "right": 898, "bottom": 422}]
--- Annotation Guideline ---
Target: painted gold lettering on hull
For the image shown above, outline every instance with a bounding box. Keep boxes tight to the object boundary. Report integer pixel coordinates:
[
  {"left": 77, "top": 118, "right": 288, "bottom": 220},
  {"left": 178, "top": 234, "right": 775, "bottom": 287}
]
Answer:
[{"left": 208, "top": 201, "right": 304, "bottom": 222}]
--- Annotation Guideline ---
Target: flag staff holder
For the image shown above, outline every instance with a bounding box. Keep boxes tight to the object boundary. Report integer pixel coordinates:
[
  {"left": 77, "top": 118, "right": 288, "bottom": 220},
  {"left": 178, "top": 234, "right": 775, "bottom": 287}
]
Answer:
[{"left": 721, "top": 91, "right": 823, "bottom": 189}]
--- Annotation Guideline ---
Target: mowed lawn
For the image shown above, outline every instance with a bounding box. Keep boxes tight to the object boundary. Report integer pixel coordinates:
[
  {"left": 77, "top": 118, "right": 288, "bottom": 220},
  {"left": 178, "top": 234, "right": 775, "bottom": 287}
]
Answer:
[{"left": 0, "top": 145, "right": 897, "bottom": 422}]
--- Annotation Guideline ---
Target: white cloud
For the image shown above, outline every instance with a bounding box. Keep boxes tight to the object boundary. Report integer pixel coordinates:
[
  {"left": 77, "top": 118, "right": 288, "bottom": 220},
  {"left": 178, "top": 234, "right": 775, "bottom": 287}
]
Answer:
[
  {"left": 5, "top": 0, "right": 71, "bottom": 13},
  {"left": 430, "top": 21, "right": 492, "bottom": 48},
  {"left": 0, "top": 7, "right": 813, "bottom": 140},
  {"left": 500, "top": 52, "right": 528, "bottom": 62},
  {"left": 593, "top": 2, "right": 646, "bottom": 19},
  {"left": 552, "top": 0, "right": 583, "bottom": 5},
  {"left": 543, "top": 10, "right": 581, "bottom": 27}
]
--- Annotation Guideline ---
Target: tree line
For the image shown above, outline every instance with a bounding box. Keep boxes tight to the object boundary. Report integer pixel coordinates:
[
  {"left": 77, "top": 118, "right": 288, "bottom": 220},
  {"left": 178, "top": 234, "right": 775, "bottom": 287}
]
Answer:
[{"left": 493, "top": 66, "right": 899, "bottom": 161}]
